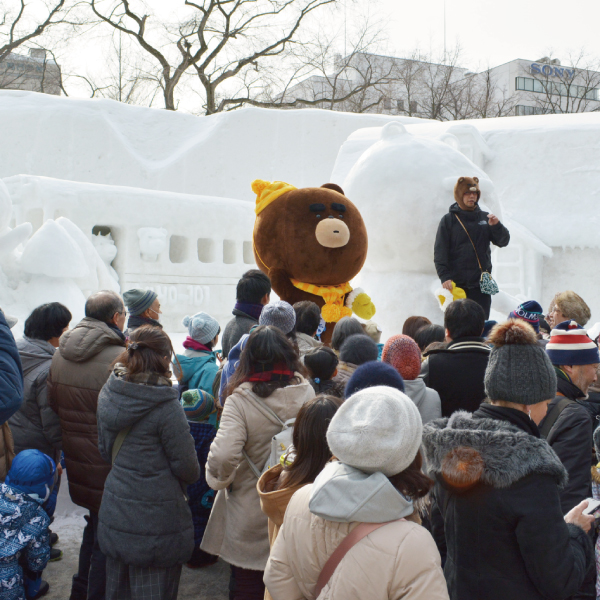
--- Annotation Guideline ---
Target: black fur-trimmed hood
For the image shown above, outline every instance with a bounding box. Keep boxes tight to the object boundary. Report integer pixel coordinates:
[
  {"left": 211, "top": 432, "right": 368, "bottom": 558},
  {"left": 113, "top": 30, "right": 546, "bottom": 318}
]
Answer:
[{"left": 423, "top": 411, "right": 568, "bottom": 490}]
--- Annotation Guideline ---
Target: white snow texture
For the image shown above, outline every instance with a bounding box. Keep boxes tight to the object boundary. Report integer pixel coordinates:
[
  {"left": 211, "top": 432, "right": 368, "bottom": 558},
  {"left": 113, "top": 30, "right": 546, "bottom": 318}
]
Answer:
[{"left": 1, "top": 89, "right": 599, "bottom": 338}]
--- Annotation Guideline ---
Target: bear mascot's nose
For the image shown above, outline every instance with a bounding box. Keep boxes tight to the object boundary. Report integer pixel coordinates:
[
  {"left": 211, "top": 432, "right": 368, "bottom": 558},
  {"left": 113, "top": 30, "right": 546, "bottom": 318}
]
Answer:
[{"left": 315, "top": 217, "right": 350, "bottom": 248}]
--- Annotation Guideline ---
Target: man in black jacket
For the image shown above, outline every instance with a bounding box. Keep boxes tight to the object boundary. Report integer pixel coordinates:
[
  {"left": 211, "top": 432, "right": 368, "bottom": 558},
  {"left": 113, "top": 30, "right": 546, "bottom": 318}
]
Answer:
[
  {"left": 540, "top": 319, "right": 600, "bottom": 514},
  {"left": 434, "top": 176, "right": 510, "bottom": 318},
  {"left": 420, "top": 299, "right": 490, "bottom": 417}
]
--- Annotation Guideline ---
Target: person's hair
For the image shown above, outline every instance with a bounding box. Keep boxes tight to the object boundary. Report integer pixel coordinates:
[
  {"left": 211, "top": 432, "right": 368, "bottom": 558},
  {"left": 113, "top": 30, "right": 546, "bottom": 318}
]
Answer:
[
  {"left": 402, "top": 316, "right": 432, "bottom": 340},
  {"left": 304, "top": 347, "right": 339, "bottom": 381},
  {"left": 423, "top": 341, "right": 447, "bottom": 356},
  {"left": 85, "top": 290, "right": 124, "bottom": 324},
  {"left": 331, "top": 317, "right": 364, "bottom": 352},
  {"left": 444, "top": 299, "right": 485, "bottom": 340},
  {"left": 24, "top": 303, "right": 72, "bottom": 341},
  {"left": 205, "top": 327, "right": 221, "bottom": 350},
  {"left": 294, "top": 301, "right": 321, "bottom": 336},
  {"left": 539, "top": 317, "right": 551, "bottom": 336},
  {"left": 226, "top": 326, "right": 305, "bottom": 398},
  {"left": 339, "top": 334, "right": 379, "bottom": 365},
  {"left": 282, "top": 395, "right": 342, "bottom": 488},
  {"left": 113, "top": 325, "right": 175, "bottom": 379},
  {"left": 236, "top": 270, "right": 271, "bottom": 304},
  {"left": 413, "top": 324, "right": 445, "bottom": 352},
  {"left": 386, "top": 450, "right": 434, "bottom": 500}
]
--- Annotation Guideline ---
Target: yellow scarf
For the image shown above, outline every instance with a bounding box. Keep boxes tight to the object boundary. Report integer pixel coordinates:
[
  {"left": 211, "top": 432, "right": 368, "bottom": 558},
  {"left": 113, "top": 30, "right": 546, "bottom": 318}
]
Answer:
[{"left": 291, "top": 279, "right": 353, "bottom": 323}]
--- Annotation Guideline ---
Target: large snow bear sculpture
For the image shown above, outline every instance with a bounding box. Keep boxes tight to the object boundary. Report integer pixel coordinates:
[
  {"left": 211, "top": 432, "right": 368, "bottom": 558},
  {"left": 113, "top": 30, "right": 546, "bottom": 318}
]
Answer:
[{"left": 341, "top": 122, "right": 509, "bottom": 335}]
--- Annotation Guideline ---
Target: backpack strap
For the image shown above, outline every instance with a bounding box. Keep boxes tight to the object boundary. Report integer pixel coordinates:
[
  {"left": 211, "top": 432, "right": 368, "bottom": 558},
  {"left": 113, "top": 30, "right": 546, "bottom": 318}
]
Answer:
[
  {"left": 111, "top": 426, "right": 132, "bottom": 465},
  {"left": 314, "top": 520, "right": 403, "bottom": 598},
  {"left": 539, "top": 397, "right": 575, "bottom": 440}
]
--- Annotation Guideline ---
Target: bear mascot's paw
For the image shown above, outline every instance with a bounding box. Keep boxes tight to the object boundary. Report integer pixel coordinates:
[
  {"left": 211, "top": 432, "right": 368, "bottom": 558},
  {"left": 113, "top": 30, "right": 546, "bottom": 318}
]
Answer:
[
  {"left": 346, "top": 288, "right": 376, "bottom": 321},
  {"left": 251, "top": 179, "right": 375, "bottom": 344}
]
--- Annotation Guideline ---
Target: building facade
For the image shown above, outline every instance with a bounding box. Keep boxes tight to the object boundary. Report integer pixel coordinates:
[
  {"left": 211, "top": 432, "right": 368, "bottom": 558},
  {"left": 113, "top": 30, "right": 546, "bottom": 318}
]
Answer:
[
  {"left": 280, "top": 53, "right": 600, "bottom": 119},
  {"left": 0, "top": 49, "right": 61, "bottom": 95}
]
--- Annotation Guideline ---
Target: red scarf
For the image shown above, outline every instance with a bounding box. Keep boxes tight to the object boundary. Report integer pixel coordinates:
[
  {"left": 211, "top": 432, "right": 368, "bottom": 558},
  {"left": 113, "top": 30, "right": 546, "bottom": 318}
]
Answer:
[
  {"left": 182, "top": 337, "right": 212, "bottom": 352},
  {"left": 246, "top": 362, "right": 295, "bottom": 383}
]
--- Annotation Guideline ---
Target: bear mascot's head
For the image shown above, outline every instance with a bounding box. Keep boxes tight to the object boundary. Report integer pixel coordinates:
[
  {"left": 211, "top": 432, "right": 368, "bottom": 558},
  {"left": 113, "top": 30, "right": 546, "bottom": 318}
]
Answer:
[{"left": 252, "top": 180, "right": 375, "bottom": 344}]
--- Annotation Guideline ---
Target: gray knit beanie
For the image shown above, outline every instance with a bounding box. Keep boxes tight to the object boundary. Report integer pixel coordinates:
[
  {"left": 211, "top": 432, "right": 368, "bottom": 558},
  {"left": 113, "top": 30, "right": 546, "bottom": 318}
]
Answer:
[
  {"left": 485, "top": 319, "right": 556, "bottom": 405},
  {"left": 123, "top": 288, "right": 157, "bottom": 316},
  {"left": 259, "top": 301, "right": 296, "bottom": 334},
  {"left": 182, "top": 312, "right": 220, "bottom": 344},
  {"left": 327, "top": 385, "right": 423, "bottom": 476}
]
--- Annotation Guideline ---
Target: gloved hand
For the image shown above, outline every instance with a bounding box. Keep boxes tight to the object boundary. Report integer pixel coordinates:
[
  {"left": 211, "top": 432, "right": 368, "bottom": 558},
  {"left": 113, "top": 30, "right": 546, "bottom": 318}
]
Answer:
[{"left": 351, "top": 292, "right": 376, "bottom": 321}]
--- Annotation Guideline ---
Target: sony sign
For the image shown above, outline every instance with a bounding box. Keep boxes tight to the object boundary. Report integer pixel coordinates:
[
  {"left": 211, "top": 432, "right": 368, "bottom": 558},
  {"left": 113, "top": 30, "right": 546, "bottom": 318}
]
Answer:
[{"left": 530, "top": 63, "right": 576, "bottom": 79}]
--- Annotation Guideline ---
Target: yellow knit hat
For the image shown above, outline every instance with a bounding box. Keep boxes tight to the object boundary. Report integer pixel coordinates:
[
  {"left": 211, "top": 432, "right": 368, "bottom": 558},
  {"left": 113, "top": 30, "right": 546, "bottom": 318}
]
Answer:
[{"left": 252, "top": 179, "right": 297, "bottom": 215}]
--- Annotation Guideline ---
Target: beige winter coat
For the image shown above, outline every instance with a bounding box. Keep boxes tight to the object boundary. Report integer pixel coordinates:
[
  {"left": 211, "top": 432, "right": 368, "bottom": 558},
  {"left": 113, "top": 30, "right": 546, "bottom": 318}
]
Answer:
[
  {"left": 201, "top": 376, "right": 315, "bottom": 570},
  {"left": 265, "top": 485, "right": 449, "bottom": 600}
]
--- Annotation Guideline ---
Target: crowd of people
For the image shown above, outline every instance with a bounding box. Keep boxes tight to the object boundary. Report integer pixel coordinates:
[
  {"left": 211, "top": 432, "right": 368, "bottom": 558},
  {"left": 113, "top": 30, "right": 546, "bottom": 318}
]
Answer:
[{"left": 1, "top": 267, "right": 600, "bottom": 600}]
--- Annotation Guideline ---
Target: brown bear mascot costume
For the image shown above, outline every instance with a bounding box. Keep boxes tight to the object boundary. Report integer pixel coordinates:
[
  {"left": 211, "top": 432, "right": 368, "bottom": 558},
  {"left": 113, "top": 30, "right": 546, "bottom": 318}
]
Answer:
[{"left": 251, "top": 179, "right": 376, "bottom": 344}]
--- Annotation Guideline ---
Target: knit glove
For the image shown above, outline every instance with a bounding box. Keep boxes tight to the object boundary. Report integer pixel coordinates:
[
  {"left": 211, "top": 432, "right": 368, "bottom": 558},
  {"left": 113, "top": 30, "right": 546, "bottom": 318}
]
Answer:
[{"left": 346, "top": 288, "right": 376, "bottom": 320}]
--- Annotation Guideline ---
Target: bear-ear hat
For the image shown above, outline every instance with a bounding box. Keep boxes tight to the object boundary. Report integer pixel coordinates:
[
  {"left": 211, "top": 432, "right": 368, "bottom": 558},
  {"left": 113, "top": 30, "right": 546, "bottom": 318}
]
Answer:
[{"left": 252, "top": 179, "right": 297, "bottom": 215}]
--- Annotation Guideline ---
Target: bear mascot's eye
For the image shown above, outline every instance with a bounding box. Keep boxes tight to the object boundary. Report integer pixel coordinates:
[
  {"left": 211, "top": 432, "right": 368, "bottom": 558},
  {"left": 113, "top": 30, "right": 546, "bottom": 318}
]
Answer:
[
  {"left": 316, "top": 214, "right": 321, "bottom": 218},
  {"left": 339, "top": 215, "right": 344, "bottom": 219}
]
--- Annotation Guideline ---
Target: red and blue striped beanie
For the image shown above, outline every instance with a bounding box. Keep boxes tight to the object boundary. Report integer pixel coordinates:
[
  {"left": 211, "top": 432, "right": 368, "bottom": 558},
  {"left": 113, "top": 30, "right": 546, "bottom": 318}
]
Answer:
[{"left": 546, "top": 320, "right": 600, "bottom": 366}]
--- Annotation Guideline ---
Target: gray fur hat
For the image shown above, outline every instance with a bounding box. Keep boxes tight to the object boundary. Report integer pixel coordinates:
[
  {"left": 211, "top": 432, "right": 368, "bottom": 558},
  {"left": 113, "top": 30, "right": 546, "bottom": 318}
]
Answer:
[{"left": 485, "top": 319, "right": 556, "bottom": 405}]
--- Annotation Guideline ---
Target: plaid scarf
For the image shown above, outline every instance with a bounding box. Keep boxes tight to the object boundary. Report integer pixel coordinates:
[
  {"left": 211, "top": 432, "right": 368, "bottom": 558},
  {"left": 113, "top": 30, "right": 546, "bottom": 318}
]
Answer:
[
  {"left": 245, "top": 362, "right": 294, "bottom": 383},
  {"left": 114, "top": 363, "right": 172, "bottom": 387}
]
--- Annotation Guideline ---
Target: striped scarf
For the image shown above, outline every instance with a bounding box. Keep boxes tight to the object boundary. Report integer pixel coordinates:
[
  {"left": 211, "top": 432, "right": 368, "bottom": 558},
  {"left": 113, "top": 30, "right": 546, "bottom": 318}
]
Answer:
[
  {"left": 291, "top": 280, "right": 352, "bottom": 323},
  {"left": 246, "top": 362, "right": 294, "bottom": 383}
]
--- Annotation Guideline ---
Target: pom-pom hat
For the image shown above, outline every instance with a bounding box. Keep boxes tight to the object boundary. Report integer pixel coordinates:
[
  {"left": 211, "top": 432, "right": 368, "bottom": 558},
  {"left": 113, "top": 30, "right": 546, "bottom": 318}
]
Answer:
[
  {"left": 485, "top": 319, "right": 556, "bottom": 405},
  {"left": 252, "top": 180, "right": 297, "bottom": 215},
  {"left": 183, "top": 312, "right": 220, "bottom": 344},
  {"left": 546, "top": 320, "right": 600, "bottom": 366},
  {"left": 181, "top": 389, "right": 216, "bottom": 423},
  {"left": 327, "top": 385, "right": 422, "bottom": 477}
]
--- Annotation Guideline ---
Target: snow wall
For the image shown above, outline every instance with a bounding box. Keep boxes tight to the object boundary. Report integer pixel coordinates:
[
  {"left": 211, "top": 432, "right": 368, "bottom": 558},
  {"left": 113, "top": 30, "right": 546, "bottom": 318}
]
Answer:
[{"left": 2, "top": 90, "right": 599, "bottom": 338}]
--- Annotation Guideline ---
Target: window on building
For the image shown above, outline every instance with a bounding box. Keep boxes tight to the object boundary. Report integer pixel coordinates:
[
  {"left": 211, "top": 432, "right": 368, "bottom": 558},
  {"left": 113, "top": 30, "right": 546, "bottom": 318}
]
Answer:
[
  {"left": 397, "top": 99, "right": 405, "bottom": 112},
  {"left": 516, "top": 76, "right": 598, "bottom": 101},
  {"left": 409, "top": 100, "right": 418, "bottom": 113},
  {"left": 383, "top": 97, "right": 391, "bottom": 110},
  {"left": 515, "top": 105, "right": 546, "bottom": 116}
]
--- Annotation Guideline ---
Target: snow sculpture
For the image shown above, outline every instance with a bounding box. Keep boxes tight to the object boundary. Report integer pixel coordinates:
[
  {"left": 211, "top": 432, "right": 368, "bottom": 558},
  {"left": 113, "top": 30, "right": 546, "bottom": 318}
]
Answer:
[
  {"left": 138, "top": 227, "right": 168, "bottom": 262},
  {"left": 340, "top": 122, "right": 514, "bottom": 334},
  {"left": 92, "top": 233, "right": 118, "bottom": 281}
]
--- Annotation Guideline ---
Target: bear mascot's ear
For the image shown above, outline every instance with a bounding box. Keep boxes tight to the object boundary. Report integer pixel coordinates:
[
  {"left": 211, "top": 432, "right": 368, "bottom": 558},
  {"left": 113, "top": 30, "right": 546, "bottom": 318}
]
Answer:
[
  {"left": 458, "top": 177, "right": 465, "bottom": 183},
  {"left": 473, "top": 176, "right": 479, "bottom": 183},
  {"left": 321, "top": 183, "right": 345, "bottom": 195}
]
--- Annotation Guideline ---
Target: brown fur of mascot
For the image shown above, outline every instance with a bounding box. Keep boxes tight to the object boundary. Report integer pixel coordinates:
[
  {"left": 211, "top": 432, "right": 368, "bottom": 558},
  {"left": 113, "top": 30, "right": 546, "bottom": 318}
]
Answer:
[
  {"left": 454, "top": 176, "right": 480, "bottom": 211},
  {"left": 252, "top": 180, "right": 376, "bottom": 344}
]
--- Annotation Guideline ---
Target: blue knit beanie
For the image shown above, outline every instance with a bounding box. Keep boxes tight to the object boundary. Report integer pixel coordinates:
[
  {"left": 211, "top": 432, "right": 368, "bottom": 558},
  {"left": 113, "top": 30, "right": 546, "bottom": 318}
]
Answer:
[
  {"left": 183, "top": 312, "right": 220, "bottom": 344},
  {"left": 181, "top": 389, "right": 216, "bottom": 422},
  {"left": 123, "top": 289, "right": 157, "bottom": 316},
  {"left": 259, "top": 301, "right": 296, "bottom": 334},
  {"left": 509, "top": 300, "right": 543, "bottom": 334},
  {"left": 546, "top": 320, "right": 600, "bottom": 366},
  {"left": 345, "top": 361, "right": 405, "bottom": 399},
  {"left": 5, "top": 449, "right": 56, "bottom": 502}
]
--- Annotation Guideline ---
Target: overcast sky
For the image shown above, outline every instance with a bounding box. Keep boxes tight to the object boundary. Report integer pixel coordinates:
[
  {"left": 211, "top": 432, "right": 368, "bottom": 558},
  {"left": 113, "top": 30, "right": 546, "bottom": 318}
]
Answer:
[{"left": 376, "top": 0, "right": 600, "bottom": 69}]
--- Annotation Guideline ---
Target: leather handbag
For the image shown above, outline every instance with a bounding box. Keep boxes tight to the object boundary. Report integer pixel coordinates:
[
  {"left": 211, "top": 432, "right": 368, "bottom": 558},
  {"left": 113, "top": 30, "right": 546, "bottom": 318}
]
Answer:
[{"left": 454, "top": 214, "right": 499, "bottom": 295}]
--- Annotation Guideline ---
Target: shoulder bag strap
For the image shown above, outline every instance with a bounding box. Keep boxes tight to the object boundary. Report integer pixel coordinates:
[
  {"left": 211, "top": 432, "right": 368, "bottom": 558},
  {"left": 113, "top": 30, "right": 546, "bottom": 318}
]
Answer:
[
  {"left": 539, "top": 397, "right": 575, "bottom": 440},
  {"left": 314, "top": 520, "right": 404, "bottom": 598},
  {"left": 454, "top": 214, "right": 483, "bottom": 273},
  {"left": 111, "top": 426, "right": 132, "bottom": 465}
]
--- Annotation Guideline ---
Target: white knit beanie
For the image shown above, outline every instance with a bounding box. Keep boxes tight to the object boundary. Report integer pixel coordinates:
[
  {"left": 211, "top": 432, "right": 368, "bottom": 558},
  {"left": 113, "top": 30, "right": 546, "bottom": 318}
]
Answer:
[{"left": 327, "top": 386, "right": 423, "bottom": 477}]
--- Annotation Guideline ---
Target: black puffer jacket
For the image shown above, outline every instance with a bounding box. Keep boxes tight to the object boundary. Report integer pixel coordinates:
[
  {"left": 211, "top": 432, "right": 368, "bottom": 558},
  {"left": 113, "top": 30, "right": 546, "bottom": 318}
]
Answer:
[
  {"left": 420, "top": 337, "right": 490, "bottom": 417},
  {"left": 424, "top": 408, "right": 593, "bottom": 600},
  {"left": 434, "top": 203, "right": 510, "bottom": 288},
  {"left": 97, "top": 371, "right": 200, "bottom": 568},
  {"left": 540, "top": 373, "right": 594, "bottom": 514}
]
